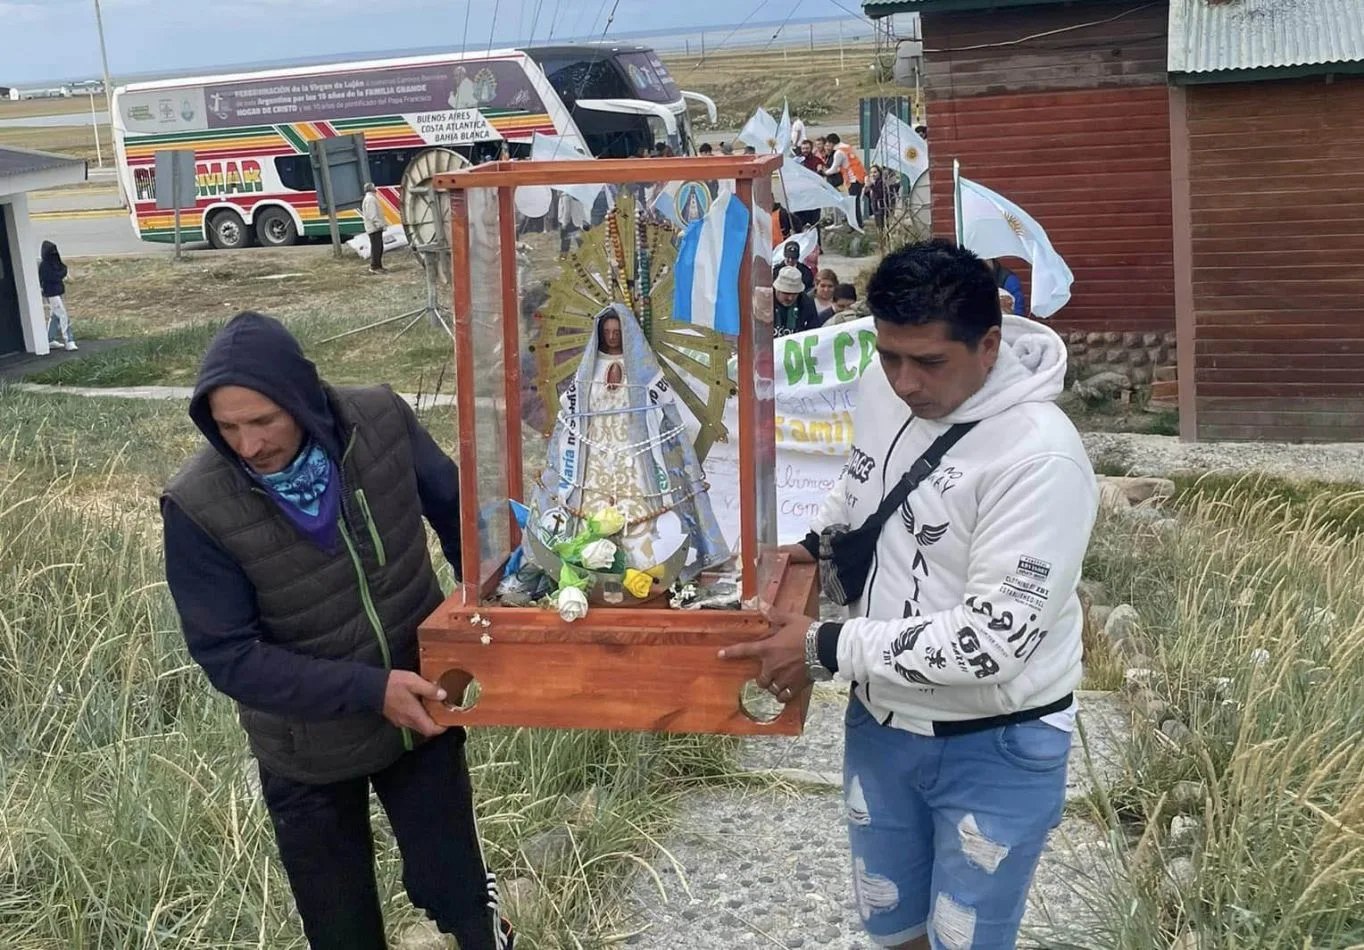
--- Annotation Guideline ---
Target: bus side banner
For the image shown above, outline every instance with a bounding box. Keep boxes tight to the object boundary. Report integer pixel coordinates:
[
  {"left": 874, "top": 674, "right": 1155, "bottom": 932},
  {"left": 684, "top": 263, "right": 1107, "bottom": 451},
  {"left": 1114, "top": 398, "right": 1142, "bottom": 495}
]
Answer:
[
  {"left": 704, "top": 316, "right": 876, "bottom": 547},
  {"left": 119, "top": 59, "right": 546, "bottom": 136}
]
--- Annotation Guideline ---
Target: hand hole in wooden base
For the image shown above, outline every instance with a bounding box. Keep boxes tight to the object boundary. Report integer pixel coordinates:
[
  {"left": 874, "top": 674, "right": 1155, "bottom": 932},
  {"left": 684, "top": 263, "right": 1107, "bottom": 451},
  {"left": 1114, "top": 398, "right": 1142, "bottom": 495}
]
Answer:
[
  {"left": 438, "top": 669, "right": 482, "bottom": 711},
  {"left": 739, "top": 680, "right": 784, "bottom": 725}
]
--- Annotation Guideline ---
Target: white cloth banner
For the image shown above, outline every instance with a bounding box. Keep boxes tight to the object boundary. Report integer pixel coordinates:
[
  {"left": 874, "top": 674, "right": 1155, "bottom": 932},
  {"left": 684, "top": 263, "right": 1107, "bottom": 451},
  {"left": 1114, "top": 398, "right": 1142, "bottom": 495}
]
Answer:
[
  {"left": 957, "top": 175, "right": 1074, "bottom": 318},
  {"left": 347, "top": 224, "right": 408, "bottom": 260},
  {"left": 705, "top": 316, "right": 877, "bottom": 546},
  {"left": 870, "top": 113, "right": 929, "bottom": 183},
  {"left": 530, "top": 132, "right": 606, "bottom": 210},
  {"left": 778, "top": 156, "right": 863, "bottom": 231}
]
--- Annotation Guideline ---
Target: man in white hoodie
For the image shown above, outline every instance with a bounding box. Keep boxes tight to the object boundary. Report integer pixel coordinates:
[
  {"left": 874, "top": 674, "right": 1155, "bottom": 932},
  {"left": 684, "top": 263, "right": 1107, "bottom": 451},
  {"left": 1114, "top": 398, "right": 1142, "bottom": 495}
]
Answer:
[{"left": 723, "top": 240, "right": 1097, "bottom": 950}]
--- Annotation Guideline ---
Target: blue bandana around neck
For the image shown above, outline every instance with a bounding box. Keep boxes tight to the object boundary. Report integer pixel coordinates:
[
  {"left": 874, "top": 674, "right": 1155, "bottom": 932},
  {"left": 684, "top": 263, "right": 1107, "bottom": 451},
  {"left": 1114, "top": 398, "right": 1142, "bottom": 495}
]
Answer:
[
  {"left": 255, "top": 439, "right": 340, "bottom": 551},
  {"left": 260, "top": 440, "right": 331, "bottom": 514}
]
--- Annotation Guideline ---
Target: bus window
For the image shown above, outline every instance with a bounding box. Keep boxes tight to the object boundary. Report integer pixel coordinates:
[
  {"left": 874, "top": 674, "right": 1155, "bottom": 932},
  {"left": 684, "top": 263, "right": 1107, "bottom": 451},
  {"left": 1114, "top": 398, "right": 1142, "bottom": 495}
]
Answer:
[
  {"left": 537, "top": 56, "right": 630, "bottom": 105},
  {"left": 367, "top": 148, "right": 424, "bottom": 186},
  {"left": 275, "top": 156, "right": 315, "bottom": 192},
  {"left": 275, "top": 147, "right": 428, "bottom": 194},
  {"left": 616, "top": 52, "right": 681, "bottom": 104}
]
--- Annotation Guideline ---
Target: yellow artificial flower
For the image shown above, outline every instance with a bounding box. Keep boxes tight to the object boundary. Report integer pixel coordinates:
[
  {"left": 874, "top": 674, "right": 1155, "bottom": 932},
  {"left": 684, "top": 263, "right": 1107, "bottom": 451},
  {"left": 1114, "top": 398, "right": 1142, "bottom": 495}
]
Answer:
[
  {"left": 590, "top": 506, "right": 625, "bottom": 536},
  {"left": 623, "top": 569, "right": 654, "bottom": 599}
]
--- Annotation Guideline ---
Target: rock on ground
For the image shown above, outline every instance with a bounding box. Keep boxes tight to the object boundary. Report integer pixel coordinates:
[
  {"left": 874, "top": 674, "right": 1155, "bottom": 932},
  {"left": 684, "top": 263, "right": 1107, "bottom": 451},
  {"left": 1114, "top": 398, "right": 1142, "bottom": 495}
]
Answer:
[{"left": 620, "top": 688, "right": 1129, "bottom": 949}]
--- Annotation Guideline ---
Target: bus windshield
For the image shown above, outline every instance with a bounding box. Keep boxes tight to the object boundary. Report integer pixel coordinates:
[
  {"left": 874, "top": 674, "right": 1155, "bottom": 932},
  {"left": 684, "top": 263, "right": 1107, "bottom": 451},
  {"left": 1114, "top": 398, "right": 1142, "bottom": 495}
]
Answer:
[{"left": 616, "top": 51, "right": 681, "bottom": 104}]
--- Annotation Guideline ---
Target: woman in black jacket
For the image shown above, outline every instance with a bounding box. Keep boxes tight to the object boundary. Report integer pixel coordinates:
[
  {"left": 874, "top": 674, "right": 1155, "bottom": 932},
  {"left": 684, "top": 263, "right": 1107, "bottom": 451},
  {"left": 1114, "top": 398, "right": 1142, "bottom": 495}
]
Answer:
[{"left": 38, "top": 241, "right": 76, "bottom": 351}]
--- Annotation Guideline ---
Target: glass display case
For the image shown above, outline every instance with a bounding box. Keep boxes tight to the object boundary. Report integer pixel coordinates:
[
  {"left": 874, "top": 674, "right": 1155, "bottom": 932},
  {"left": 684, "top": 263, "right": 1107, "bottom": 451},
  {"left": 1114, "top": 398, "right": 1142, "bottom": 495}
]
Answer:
[{"left": 418, "top": 153, "right": 817, "bottom": 735}]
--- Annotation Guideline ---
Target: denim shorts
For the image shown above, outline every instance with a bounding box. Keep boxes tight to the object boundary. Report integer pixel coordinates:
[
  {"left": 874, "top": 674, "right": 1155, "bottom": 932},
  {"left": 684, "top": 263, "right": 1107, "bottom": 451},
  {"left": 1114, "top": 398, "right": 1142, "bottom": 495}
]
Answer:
[{"left": 843, "top": 695, "right": 1070, "bottom": 949}]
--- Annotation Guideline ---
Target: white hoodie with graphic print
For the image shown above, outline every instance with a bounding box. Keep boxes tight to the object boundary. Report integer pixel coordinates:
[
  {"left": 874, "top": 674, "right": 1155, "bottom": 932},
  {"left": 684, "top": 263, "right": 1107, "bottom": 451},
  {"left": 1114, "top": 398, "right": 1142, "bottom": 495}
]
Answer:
[{"left": 810, "top": 315, "right": 1098, "bottom": 735}]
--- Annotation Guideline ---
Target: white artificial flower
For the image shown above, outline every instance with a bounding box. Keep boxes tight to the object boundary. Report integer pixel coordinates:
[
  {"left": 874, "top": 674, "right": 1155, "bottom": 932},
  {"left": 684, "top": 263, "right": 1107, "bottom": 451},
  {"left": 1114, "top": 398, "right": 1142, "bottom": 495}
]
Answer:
[
  {"left": 580, "top": 539, "right": 617, "bottom": 571},
  {"left": 557, "top": 586, "right": 589, "bottom": 623}
]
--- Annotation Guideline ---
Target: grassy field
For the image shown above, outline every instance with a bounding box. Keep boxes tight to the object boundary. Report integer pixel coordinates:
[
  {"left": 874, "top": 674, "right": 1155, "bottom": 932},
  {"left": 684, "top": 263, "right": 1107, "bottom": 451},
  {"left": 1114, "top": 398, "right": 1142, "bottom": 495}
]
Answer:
[
  {"left": 0, "top": 96, "right": 101, "bottom": 119},
  {"left": 0, "top": 390, "right": 740, "bottom": 949},
  {"left": 24, "top": 248, "right": 459, "bottom": 393},
  {"left": 660, "top": 42, "right": 893, "bottom": 130},
  {"left": 1069, "top": 477, "right": 1364, "bottom": 948},
  {"left": 0, "top": 120, "right": 113, "bottom": 165}
]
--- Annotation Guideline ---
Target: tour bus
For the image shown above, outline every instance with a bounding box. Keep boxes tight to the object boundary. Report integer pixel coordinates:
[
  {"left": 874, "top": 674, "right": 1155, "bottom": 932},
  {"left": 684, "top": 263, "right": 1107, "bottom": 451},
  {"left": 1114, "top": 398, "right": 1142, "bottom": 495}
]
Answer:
[{"left": 110, "top": 45, "right": 716, "bottom": 249}]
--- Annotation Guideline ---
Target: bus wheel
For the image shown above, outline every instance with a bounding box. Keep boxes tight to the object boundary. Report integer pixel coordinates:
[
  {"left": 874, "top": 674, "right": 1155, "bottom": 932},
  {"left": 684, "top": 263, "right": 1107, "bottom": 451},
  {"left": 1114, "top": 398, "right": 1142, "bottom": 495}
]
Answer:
[
  {"left": 255, "top": 207, "right": 299, "bottom": 248},
  {"left": 207, "top": 210, "right": 251, "bottom": 250}
]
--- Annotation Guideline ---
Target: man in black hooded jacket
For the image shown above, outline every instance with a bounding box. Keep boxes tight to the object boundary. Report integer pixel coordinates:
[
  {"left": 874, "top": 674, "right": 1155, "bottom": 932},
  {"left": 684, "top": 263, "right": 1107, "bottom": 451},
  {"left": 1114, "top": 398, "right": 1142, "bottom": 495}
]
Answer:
[{"left": 161, "top": 311, "right": 514, "bottom": 950}]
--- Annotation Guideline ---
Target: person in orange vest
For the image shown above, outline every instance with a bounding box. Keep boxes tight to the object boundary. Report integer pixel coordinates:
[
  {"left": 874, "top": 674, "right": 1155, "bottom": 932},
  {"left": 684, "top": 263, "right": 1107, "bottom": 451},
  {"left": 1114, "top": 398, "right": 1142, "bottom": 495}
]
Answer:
[{"left": 825, "top": 133, "right": 867, "bottom": 228}]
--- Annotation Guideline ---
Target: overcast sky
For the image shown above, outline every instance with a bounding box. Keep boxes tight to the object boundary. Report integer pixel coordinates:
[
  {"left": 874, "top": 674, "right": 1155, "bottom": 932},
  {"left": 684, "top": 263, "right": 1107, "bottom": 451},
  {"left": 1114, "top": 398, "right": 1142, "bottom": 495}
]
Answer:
[{"left": 1, "top": 0, "right": 845, "bottom": 85}]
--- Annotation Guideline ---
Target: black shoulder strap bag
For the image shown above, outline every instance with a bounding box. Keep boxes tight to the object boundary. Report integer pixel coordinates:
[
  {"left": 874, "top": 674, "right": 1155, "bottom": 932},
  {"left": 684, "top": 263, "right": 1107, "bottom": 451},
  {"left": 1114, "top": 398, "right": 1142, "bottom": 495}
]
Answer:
[{"left": 817, "top": 422, "right": 978, "bottom": 606}]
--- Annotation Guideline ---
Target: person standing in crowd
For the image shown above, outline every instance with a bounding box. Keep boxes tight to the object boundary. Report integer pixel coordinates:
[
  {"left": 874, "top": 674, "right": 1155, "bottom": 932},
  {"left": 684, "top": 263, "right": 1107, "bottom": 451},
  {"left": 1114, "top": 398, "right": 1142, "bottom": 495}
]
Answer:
[
  {"left": 556, "top": 191, "right": 588, "bottom": 258},
  {"left": 161, "top": 312, "right": 516, "bottom": 950},
  {"left": 772, "top": 202, "right": 797, "bottom": 246},
  {"left": 699, "top": 142, "right": 713, "bottom": 156},
  {"left": 772, "top": 266, "right": 824, "bottom": 336},
  {"left": 867, "top": 165, "right": 894, "bottom": 233},
  {"left": 724, "top": 239, "right": 1097, "bottom": 950},
  {"left": 812, "top": 268, "right": 840, "bottom": 318},
  {"left": 361, "top": 183, "right": 386, "bottom": 275},
  {"left": 827, "top": 283, "right": 860, "bottom": 324},
  {"left": 799, "top": 139, "right": 824, "bottom": 175},
  {"left": 791, "top": 115, "right": 806, "bottom": 153},
  {"left": 987, "top": 258, "right": 1027, "bottom": 316},
  {"left": 773, "top": 241, "right": 815, "bottom": 293},
  {"left": 38, "top": 240, "right": 76, "bottom": 351},
  {"left": 828, "top": 134, "right": 866, "bottom": 227}
]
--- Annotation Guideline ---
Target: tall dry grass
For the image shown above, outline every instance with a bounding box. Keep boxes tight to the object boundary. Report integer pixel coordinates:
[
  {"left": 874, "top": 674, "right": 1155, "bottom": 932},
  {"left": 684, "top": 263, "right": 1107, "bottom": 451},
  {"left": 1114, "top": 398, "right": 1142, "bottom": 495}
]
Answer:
[
  {"left": 0, "top": 418, "right": 734, "bottom": 949},
  {"left": 1073, "top": 476, "right": 1364, "bottom": 949}
]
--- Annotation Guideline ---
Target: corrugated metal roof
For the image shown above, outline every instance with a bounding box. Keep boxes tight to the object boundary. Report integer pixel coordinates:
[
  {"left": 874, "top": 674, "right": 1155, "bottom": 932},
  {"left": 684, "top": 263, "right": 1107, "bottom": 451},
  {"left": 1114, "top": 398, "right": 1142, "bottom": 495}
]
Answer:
[
  {"left": 1169, "top": 0, "right": 1364, "bottom": 74},
  {"left": 0, "top": 146, "right": 87, "bottom": 180}
]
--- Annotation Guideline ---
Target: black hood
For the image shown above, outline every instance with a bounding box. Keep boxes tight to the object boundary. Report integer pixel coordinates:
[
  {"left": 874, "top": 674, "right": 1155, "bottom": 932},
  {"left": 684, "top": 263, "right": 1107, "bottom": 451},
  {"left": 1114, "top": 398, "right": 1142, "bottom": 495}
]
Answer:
[
  {"left": 188, "top": 311, "right": 343, "bottom": 465},
  {"left": 41, "top": 241, "right": 60, "bottom": 264}
]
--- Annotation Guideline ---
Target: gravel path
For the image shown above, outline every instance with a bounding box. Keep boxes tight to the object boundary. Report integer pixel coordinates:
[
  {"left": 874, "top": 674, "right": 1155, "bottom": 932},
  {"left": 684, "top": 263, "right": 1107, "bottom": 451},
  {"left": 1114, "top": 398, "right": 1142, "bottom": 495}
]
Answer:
[
  {"left": 620, "top": 686, "right": 1127, "bottom": 950},
  {"left": 1083, "top": 431, "right": 1364, "bottom": 484}
]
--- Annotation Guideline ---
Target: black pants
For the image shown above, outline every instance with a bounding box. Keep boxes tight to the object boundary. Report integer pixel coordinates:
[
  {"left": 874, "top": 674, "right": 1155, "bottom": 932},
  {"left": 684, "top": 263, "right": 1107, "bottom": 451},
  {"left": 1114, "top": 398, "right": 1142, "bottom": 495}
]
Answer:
[
  {"left": 259, "top": 729, "right": 502, "bottom": 950},
  {"left": 848, "top": 181, "right": 864, "bottom": 228},
  {"left": 368, "top": 231, "right": 385, "bottom": 271}
]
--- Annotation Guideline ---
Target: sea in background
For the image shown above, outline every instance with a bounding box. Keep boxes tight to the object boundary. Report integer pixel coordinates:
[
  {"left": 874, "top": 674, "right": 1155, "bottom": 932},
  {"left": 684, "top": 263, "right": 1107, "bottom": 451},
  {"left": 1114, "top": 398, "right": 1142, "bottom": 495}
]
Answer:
[{"left": 6, "top": 12, "right": 917, "bottom": 92}]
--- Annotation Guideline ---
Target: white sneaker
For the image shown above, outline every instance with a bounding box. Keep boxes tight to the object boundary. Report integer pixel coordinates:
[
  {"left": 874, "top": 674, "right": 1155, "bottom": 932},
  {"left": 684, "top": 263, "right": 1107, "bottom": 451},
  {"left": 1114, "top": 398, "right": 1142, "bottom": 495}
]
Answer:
[
  {"left": 64, "top": 341, "right": 78, "bottom": 351},
  {"left": 49, "top": 339, "right": 63, "bottom": 349}
]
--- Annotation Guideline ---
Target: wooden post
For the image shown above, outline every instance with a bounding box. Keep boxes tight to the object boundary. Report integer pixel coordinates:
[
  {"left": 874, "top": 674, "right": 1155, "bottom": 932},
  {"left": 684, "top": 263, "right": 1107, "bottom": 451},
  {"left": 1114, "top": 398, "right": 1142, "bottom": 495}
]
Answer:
[
  {"left": 450, "top": 188, "right": 482, "bottom": 604},
  {"left": 497, "top": 186, "right": 524, "bottom": 548},
  {"left": 734, "top": 176, "right": 760, "bottom": 603},
  {"left": 319, "top": 155, "right": 343, "bottom": 259},
  {"left": 171, "top": 156, "right": 182, "bottom": 261}
]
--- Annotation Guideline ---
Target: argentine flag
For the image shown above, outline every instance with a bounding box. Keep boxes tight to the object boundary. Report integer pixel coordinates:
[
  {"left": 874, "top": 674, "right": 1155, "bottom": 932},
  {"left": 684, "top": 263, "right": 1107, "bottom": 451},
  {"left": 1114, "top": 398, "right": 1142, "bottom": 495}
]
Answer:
[{"left": 672, "top": 190, "right": 751, "bottom": 336}]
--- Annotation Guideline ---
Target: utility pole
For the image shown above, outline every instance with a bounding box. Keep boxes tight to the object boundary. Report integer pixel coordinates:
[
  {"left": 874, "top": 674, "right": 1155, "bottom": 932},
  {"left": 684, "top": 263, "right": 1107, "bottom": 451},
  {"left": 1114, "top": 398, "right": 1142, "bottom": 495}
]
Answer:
[
  {"left": 88, "top": 90, "right": 102, "bottom": 167},
  {"left": 92, "top": 0, "right": 115, "bottom": 173}
]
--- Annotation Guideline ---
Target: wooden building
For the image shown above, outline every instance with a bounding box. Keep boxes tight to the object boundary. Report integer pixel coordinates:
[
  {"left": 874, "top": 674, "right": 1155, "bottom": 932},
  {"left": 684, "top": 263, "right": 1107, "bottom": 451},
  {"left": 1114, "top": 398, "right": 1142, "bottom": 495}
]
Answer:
[
  {"left": 866, "top": 0, "right": 1364, "bottom": 442},
  {"left": 1167, "top": 0, "right": 1364, "bottom": 441},
  {"left": 866, "top": 0, "right": 1176, "bottom": 344}
]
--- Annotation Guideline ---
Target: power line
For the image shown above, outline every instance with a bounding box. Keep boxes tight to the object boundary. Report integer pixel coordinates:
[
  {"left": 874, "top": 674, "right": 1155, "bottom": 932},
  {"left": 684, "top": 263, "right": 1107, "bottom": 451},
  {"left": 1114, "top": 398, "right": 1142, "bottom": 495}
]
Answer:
[
  {"left": 762, "top": 0, "right": 806, "bottom": 52},
  {"left": 487, "top": 0, "right": 502, "bottom": 54},
  {"left": 600, "top": 0, "right": 623, "bottom": 38},
  {"left": 679, "top": 0, "right": 774, "bottom": 77},
  {"left": 526, "top": 0, "right": 546, "bottom": 44},
  {"left": 924, "top": 2, "right": 1159, "bottom": 53}
]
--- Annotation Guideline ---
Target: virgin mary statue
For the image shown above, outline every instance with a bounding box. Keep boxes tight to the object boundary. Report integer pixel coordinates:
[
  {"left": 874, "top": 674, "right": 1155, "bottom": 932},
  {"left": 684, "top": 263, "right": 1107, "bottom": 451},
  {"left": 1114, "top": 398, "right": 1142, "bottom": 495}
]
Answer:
[{"left": 526, "top": 304, "right": 730, "bottom": 585}]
